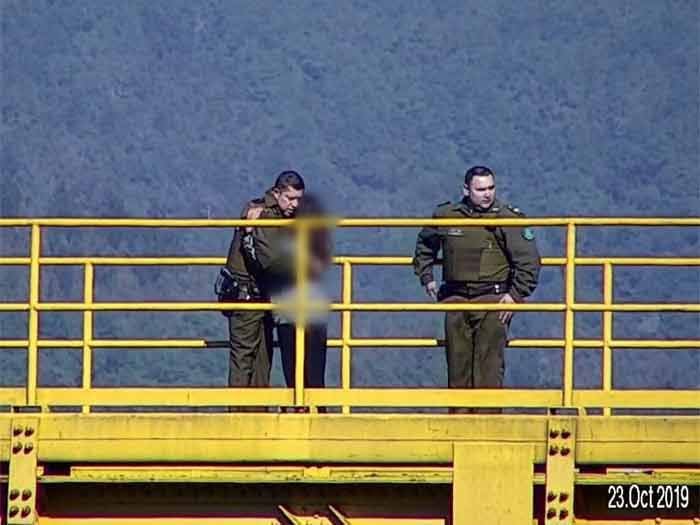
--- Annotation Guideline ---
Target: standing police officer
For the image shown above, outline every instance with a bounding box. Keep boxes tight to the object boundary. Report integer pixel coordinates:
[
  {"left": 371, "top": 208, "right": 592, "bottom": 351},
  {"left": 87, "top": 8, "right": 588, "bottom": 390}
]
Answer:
[
  {"left": 221, "top": 171, "right": 305, "bottom": 392},
  {"left": 413, "top": 166, "right": 540, "bottom": 412}
]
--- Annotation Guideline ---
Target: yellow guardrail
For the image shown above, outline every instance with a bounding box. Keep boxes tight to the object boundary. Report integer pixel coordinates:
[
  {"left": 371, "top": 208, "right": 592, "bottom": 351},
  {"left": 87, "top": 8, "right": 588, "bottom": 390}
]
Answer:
[{"left": 0, "top": 217, "right": 698, "bottom": 414}]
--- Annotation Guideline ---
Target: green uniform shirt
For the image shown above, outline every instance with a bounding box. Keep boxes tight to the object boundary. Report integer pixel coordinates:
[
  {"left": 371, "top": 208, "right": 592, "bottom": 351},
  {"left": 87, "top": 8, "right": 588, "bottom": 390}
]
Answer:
[
  {"left": 225, "top": 190, "right": 292, "bottom": 291},
  {"left": 412, "top": 198, "right": 541, "bottom": 301}
]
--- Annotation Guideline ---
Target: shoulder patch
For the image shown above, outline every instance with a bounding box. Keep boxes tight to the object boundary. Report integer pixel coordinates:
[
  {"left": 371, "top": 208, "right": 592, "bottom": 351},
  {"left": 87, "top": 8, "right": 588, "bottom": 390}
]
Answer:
[{"left": 522, "top": 227, "right": 535, "bottom": 241}]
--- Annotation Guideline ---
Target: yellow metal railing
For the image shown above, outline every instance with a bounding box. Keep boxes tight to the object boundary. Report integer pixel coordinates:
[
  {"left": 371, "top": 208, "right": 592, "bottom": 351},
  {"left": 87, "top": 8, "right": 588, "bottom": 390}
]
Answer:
[{"left": 0, "top": 217, "right": 698, "bottom": 414}]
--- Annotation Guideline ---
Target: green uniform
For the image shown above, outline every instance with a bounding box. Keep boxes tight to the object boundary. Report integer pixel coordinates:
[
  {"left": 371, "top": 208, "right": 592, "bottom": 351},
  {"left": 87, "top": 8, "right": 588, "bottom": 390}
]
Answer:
[
  {"left": 225, "top": 190, "right": 291, "bottom": 389},
  {"left": 413, "top": 198, "right": 541, "bottom": 411}
]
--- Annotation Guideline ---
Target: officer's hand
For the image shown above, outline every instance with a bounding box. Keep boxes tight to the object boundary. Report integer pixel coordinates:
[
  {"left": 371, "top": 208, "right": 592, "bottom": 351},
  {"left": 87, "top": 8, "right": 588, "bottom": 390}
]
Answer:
[
  {"left": 425, "top": 281, "right": 438, "bottom": 301},
  {"left": 498, "top": 293, "right": 516, "bottom": 324},
  {"left": 244, "top": 206, "right": 263, "bottom": 233}
]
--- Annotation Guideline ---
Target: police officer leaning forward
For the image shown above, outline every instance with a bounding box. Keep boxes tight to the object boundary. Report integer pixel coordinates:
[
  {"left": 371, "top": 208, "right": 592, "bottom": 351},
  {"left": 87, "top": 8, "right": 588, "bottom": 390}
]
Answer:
[
  {"left": 224, "top": 171, "right": 305, "bottom": 396},
  {"left": 413, "top": 166, "right": 541, "bottom": 413}
]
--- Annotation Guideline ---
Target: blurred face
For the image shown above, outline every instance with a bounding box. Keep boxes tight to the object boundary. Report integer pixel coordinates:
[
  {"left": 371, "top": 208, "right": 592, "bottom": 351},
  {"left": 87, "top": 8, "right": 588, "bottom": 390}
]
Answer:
[
  {"left": 273, "top": 186, "right": 304, "bottom": 217},
  {"left": 464, "top": 174, "right": 496, "bottom": 209}
]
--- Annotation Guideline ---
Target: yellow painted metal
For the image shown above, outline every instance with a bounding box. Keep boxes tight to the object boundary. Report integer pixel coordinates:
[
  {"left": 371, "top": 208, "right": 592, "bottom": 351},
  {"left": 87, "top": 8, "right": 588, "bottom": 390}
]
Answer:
[
  {"left": 453, "top": 442, "right": 533, "bottom": 524},
  {"left": 82, "top": 263, "right": 94, "bottom": 413},
  {"left": 545, "top": 418, "right": 576, "bottom": 525},
  {"left": 573, "top": 390, "right": 700, "bottom": 408},
  {"left": 39, "top": 465, "right": 453, "bottom": 484},
  {"left": 37, "top": 513, "right": 448, "bottom": 525},
  {"left": 0, "top": 388, "right": 26, "bottom": 405},
  {"left": 6, "top": 417, "right": 38, "bottom": 525},
  {"left": 1, "top": 337, "right": 698, "bottom": 350},
  {"left": 2, "top": 216, "right": 700, "bottom": 226},
  {"left": 572, "top": 521, "right": 697, "bottom": 525},
  {"left": 342, "top": 262, "right": 352, "bottom": 414},
  {"left": 294, "top": 223, "right": 309, "bottom": 407},
  {"left": 34, "top": 387, "right": 294, "bottom": 406},
  {"left": 27, "top": 224, "right": 41, "bottom": 407},
  {"left": 0, "top": 303, "right": 30, "bottom": 311},
  {"left": 564, "top": 224, "right": 576, "bottom": 407},
  {"left": 603, "top": 262, "right": 613, "bottom": 416}
]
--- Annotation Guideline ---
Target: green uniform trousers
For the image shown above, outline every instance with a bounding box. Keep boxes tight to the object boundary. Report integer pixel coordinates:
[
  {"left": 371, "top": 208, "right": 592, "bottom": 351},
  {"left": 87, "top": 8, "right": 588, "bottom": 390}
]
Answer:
[
  {"left": 228, "top": 310, "right": 274, "bottom": 388},
  {"left": 444, "top": 295, "right": 508, "bottom": 414}
]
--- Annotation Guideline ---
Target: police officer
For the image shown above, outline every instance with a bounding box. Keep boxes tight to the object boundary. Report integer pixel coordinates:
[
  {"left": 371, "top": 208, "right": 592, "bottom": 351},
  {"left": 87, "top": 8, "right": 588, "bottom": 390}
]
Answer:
[
  {"left": 413, "top": 166, "right": 540, "bottom": 413},
  {"left": 222, "top": 171, "right": 305, "bottom": 393}
]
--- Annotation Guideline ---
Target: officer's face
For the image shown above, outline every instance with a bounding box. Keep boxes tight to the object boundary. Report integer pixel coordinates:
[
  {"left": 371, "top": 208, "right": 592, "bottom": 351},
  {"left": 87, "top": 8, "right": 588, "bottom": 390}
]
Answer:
[
  {"left": 465, "top": 175, "right": 496, "bottom": 209},
  {"left": 274, "top": 187, "right": 304, "bottom": 217}
]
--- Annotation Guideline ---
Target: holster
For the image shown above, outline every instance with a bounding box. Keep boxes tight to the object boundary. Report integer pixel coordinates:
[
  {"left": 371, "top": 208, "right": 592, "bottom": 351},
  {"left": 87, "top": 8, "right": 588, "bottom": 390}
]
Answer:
[{"left": 215, "top": 267, "right": 262, "bottom": 317}]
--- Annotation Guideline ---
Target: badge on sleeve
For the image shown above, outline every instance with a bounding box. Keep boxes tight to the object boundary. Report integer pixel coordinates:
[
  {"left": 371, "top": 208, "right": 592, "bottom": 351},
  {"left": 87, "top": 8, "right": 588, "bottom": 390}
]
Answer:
[{"left": 522, "top": 227, "right": 535, "bottom": 241}]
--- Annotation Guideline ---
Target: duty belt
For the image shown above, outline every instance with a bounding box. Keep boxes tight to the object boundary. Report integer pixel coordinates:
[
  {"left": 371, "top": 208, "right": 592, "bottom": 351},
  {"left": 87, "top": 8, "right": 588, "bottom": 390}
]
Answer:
[{"left": 440, "top": 280, "right": 510, "bottom": 300}]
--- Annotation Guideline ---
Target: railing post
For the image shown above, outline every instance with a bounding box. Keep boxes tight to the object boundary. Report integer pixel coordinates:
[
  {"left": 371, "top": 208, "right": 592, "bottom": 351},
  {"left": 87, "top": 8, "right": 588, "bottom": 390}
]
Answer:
[
  {"left": 26, "top": 224, "right": 41, "bottom": 408},
  {"left": 82, "top": 263, "right": 94, "bottom": 413},
  {"left": 602, "top": 262, "right": 613, "bottom": 416},
  {"left": 341, "top": 262, "right": 353, "bottom": 414},
  {"left": 294, "top": 220, "right": 309, "bottom": 408},
  {"left": 563, "top": 223, "right": 576, "bottom": 407}
]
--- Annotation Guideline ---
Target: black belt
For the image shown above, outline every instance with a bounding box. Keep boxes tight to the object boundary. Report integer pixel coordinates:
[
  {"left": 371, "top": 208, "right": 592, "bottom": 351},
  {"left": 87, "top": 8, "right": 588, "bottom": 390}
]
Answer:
[{"left": 440, "top": 280, "right": 510, "bottom": 300}]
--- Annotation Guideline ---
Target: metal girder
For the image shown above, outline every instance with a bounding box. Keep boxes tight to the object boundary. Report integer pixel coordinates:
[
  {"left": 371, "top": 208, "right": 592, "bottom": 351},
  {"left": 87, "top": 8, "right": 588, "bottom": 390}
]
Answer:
[
  {"left": 545, "top": 417, "right": 576, "bottom": 525},
  {"left": 7, "top": 417, "right": 38, "bottom": 525}
]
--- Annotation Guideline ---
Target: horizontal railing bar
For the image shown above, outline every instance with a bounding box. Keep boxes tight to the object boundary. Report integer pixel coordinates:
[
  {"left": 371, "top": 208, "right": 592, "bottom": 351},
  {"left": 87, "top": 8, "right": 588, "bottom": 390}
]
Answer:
[
  {"left": 2, "top": 255, "right": 699, "bottom": 266},
  {"left": 1, "top": 217, "right": 699, "bottom": 227},
  {"left": 573, "top": 390, "right": 700, "bottom": 408},
  {"left": 3, "top": 300, "right": 698, "bottom": 313},
  {"left": 1, "top": 338, "right": 697, "bottom": 349},
  {"left": 34, "top": 388, "right": 293, "bottom": 405}
]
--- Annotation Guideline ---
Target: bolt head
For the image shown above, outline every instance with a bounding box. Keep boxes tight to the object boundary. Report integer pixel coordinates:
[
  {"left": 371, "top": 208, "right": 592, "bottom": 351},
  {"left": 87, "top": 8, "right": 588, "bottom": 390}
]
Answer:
[
  {"left": 559, "top": 509, "right": 569, "bottom": 519},
  {"left": 13, "top": 426, "right": 23, "bottom": 436},
  {"left": 561, "top": 446, "right": 571, "bottom": 456},
  {"left": 24, "top": 442, "right": 34, "bottom": 453},
  {"left": 546, "top": 508, "right": 557, "bottom": 519},
  {"left": 24, "top": 426, "right": 35, "bottom": 436},
  {"left": 22, "top": 488, "right": 32, "bottom": 500},
  {"left": 559, "top": 492, "right": 569, "bottom": 502},
  {"left": 547, "top": 491, "right": 557, "bottom": 501},
  {"left": 549, "top": 429, "right": 560, "bottom": 438},
  {"left": 549, "top": 445, "right": 559, "bottom": 455},
  {"left": 21, "top": 505, "right": 32, "bottom": 517},
  {"left": 9, "top": 488, "right": 20, "bottom": 500},
  {"left": 561, "top": 430, "right": 571, "bottom": 439},
  {"left": 12, "top": 441, "right": 23, "bottom": 453},
  {"left": 9, "top": 506, "right": 19, "bottom": 517}
]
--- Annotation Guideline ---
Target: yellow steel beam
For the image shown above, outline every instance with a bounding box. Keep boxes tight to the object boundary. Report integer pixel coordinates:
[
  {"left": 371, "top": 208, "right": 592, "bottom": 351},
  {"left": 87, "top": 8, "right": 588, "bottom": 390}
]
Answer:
[
  {"left": 27, "top": 224, "right": 41, "bottom": 407},
  {"left": 603, "top": 262, "right": 613, "bottom": 416},
  {"left": 34, "top": 387, "right": 293, "bottom": 406},
  {"left": 1, "top": 337, "right": 697, "bottom": 349},
  {"left": 4, "top": 216, "right": 699, "bottom": 227},
  {"left": 82, "top": 263, "right": 94, "bottom": 414},
  {"left": 9, "top": 301, "right": 697, "bottom": 313},
  {"left": 0, "top": 255, "right": 691, "bottom": 266},
  {"left": 564, "top": 224, "right": 576, "bottom": 407},
  {"left": 7, "top": 417, "right": 38, "bottom": 525},
  {"left": 453, "top": 442, "right": 533, "bottom": 524},
  {"left": 305, "top": 388, "right": 562, "bottom": 407},
  {"left": 40, "top": 465, "right": 453, "bottom": 484},
  {"left": 2, "top": 337, "right": 698, "bottom": 349},
  {"left": 2, "top": 387, "right": 695, "bottom": 409},
  {"left": 573, "top": 390, "right": 700, "bottom": 408},
  {"left": 37, "top": 516, "right": 446, "bottom": 525},
  {"left": 341, "top": 262, "right": 353, "bottom": 414},
  {"left": 0, "top": 388, "right": 26, "bottom": 405},
  {"left": 4, "top": 414, "right": 696, "bottom": 464}
]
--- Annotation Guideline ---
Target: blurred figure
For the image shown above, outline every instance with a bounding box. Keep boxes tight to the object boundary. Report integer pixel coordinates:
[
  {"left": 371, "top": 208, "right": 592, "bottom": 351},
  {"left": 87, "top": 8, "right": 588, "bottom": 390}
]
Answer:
[{"left": 273, "top": 193, "right": 332, "bottom": 409}]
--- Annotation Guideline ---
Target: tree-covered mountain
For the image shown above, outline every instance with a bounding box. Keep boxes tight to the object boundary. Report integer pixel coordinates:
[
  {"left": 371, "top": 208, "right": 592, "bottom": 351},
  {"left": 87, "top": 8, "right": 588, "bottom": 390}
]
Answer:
[{"left": 1, "top": 0, "right": 698, "bottom": 397}]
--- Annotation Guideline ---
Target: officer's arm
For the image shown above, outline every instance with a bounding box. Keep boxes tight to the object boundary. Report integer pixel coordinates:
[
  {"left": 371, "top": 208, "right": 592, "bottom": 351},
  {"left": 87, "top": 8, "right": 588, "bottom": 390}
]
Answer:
[
  {"left": 413, "top": 210, "right": 441, "bottom": 286},
  {"left": 502, "top": 219, "right": 541, "bottom": 302}
]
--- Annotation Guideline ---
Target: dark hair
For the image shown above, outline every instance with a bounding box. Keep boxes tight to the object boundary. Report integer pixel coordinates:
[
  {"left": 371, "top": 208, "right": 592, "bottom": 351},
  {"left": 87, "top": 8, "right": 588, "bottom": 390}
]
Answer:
[
  {"left": 464, "top": 166, "right": 495, "bottom": 187},
  {"left": 274, "top": 170, "right": 305, "bottom": 191},
  {"left": 296, "top": 192, "right": 325, "bottom": 217}
]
